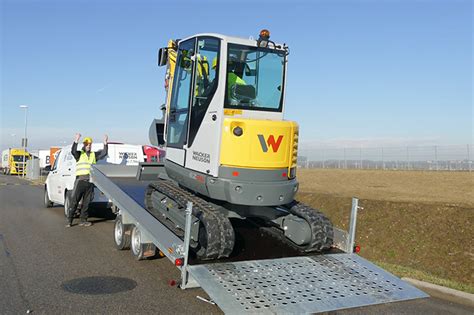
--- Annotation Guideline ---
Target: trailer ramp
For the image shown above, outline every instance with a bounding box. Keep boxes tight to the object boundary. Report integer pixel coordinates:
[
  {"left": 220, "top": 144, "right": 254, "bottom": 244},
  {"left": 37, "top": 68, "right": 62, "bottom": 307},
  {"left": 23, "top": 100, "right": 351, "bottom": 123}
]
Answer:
[{"left": 188, "top": 253, "right": 428, "bottom": 314}]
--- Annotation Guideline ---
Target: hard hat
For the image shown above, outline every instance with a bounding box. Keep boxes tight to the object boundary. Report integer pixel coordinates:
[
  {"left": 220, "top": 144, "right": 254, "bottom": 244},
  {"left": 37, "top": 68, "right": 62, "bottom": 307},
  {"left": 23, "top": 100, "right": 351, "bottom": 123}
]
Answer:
[
  {"left": 212, "top": 57, "right": 217, "bottom": 69},
  {"left": 83, "top": 137, "right": 93, "bottom": 144}
]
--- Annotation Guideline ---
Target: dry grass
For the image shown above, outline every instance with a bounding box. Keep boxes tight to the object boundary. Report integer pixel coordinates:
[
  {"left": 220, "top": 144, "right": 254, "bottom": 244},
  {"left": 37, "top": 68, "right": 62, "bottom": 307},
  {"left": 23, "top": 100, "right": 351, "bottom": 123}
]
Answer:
[
  {"left": 297, "top": 169, "right": 474, "bottom": 207},
  {"left": 297, "top": 169, "right": 474, "bottom": 290}
]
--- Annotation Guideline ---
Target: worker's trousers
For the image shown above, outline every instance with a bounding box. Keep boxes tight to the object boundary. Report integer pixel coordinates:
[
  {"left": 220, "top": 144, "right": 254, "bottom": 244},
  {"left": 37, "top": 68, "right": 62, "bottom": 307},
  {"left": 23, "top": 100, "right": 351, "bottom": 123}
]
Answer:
[{"left": 68, "top": 178, "right": 94, "bottom": 222}]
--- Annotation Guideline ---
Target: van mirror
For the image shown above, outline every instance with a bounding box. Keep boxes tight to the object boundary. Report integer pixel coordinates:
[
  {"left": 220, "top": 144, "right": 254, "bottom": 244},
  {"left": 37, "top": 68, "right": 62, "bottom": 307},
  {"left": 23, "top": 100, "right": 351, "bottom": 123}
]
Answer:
[{"left": 158, "top": 48, "right": 168, "bottom": 67}]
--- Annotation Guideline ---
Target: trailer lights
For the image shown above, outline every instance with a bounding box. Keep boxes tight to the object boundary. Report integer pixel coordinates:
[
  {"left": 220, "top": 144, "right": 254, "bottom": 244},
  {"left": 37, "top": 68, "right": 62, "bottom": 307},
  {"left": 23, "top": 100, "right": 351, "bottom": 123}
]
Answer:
[
  {"left": 232, "top": 171, "right": 239, "bottom": 177},
  {"left": 354, "top": 245, "right": 361, "bottom": 253},
  {"left": 282, "top": 172, "right": 287, "bottom": 177},
  {"left": 175, "top": 258, "right": 184, "bottom": 266}
]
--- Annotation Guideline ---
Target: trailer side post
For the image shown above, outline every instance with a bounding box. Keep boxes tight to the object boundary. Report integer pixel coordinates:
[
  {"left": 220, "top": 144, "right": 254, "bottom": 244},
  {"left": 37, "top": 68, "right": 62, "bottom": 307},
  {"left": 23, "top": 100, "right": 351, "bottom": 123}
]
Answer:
[
  {"left": 347, "top": 197, "right": 359, "bottom": 253},
  {"left": 181, "top": 202, "right": 193, "bottom": 289}
]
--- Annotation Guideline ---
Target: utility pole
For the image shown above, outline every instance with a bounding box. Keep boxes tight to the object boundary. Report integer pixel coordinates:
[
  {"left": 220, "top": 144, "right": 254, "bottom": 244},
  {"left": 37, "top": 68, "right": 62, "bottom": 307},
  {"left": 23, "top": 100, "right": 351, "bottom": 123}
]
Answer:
[{"left": 19, "top": 105, "right": 28, "bottom": 178}]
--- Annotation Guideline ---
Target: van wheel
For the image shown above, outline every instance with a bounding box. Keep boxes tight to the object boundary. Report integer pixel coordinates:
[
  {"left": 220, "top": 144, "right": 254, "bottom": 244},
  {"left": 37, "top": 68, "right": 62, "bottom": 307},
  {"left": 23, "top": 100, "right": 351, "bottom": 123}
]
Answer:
[
  {"left": 64, "top": 191, "right": 72, "bottom": 217},
  {"left": 131, "top": 226, "right": 156, "bottom": 260},
  {"left": 44, "top": 187, "right": 53, "bottom": 208},
  {"left": 114, "top": 215, "right": 132, "bottom": 250}
]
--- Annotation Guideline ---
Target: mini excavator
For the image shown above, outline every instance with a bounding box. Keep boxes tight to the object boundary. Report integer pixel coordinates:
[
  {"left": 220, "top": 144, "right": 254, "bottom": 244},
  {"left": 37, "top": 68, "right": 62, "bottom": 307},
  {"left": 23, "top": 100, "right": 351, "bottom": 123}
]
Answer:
[{"left": 147, "top": 30, "right": 334, "bottom": 260}]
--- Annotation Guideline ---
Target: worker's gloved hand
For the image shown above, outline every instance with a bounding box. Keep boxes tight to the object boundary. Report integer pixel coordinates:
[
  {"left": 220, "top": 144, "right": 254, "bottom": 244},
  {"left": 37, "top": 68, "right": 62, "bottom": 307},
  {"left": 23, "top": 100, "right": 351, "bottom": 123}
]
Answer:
[
  {"left": 75, "top": 133, "right": 81, "bottom": 143},
  {"left": 103, "top": 134, "right": 108, "bottom": 144}
]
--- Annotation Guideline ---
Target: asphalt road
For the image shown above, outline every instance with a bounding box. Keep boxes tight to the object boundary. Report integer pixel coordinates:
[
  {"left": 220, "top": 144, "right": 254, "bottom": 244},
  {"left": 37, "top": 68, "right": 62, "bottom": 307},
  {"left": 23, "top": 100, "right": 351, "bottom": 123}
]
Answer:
[{"left": 1, "top": 174, "right": 472, "bottom": 314}]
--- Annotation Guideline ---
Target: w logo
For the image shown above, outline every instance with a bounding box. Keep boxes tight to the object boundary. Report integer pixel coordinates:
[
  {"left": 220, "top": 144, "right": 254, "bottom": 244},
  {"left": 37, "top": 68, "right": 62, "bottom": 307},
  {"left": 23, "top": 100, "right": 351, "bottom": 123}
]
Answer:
[{"left": 258, "top": 134, "right": 284, "bottom": 153}]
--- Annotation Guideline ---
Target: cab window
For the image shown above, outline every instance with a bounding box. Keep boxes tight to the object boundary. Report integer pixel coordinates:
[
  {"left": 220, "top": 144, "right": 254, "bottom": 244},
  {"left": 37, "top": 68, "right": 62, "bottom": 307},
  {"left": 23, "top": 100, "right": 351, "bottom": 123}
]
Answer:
[
  {"left": 225, "top": 44, "right": 285, "bottom": 112},
  {"left": 188, "top": 37, "right": 220, "bottom": 147},
  {"left": 167, "top": 38, "right": 196, "bottom": 148}
]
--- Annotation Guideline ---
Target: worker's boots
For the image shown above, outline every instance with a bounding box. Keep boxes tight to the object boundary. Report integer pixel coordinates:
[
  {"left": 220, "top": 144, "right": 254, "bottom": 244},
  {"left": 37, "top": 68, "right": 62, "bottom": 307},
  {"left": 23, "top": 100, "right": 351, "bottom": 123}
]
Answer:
[{"left": 79, "top": 220, "right": 92, "bottom": 227}]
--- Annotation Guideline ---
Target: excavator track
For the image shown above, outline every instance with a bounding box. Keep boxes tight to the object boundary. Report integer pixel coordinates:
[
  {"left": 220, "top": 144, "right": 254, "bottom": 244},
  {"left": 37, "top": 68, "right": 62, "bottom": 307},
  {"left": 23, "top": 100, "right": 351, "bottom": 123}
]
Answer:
[
  {"left": 145, "top": 180, "right": 235, "bottom": 260},
  {"left": 287, "top": 201, "right": 334, "bottom": 251},
  {"left": 257, "top": 202, "right": 334, "bottom": 253}
]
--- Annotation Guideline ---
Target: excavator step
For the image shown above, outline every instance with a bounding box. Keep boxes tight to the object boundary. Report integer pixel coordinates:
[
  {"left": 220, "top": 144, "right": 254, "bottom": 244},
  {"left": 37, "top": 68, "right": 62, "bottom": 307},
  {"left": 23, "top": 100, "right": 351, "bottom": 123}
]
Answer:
[{"left": 187, "top": 253, "right": 428, "bottom": 314}]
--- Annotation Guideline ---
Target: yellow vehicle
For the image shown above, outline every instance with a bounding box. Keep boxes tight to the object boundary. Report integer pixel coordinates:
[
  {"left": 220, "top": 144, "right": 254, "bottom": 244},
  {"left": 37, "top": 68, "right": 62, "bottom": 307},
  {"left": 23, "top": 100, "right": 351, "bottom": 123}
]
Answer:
[{"left": 1, "top": 148, "right": 31, "bottom": 175}]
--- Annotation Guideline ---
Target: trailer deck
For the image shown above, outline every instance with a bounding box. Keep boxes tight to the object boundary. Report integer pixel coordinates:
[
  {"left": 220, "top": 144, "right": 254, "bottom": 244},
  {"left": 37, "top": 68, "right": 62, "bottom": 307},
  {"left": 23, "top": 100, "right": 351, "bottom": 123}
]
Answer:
[{"left": 90, "top": 164, "right": 428, "bottom": 314}]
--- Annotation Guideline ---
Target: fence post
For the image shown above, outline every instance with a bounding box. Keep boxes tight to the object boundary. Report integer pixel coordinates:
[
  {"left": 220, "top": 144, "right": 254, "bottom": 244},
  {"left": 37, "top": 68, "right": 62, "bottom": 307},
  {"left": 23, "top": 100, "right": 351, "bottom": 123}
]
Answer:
[
  {"left": 468, "top": 144, "right": 471, "bottom": 172},
  {"left": 434, "top": 145, "right": 438, "bottom": 171},
  {"left": 406, "top": 146, "right": 410, "bottom": 170},
  {"left": 344, "top": 148, "right": 347, "bottom": 169},
  {"left": 322, "top": 149, "right": 325, "bottom": 169},
  {"left": 381, "top": 147, "right": 385, "bottom": 170}
]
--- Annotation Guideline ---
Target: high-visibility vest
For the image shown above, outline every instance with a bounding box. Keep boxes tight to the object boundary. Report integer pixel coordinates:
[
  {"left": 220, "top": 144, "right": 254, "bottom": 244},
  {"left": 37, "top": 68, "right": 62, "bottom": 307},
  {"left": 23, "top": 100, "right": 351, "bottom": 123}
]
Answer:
[
  {"left": 75, "top": 151, "right": 96, "bottom": 176},
  {"left": 227, "top": 72, "right": 246, "bottom": 99}
]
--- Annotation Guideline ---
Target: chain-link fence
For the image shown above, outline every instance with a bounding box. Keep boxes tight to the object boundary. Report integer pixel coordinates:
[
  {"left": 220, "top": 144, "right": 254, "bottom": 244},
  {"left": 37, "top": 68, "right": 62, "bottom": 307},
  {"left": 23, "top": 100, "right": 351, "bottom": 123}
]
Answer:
[{"left": 298, "top": 144, "right": 473, "bottom": 171}]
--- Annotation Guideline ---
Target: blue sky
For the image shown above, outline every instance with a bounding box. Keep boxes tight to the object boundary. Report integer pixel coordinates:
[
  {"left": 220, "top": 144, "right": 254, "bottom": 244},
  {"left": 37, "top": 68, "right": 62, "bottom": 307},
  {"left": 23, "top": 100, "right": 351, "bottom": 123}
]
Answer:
[{"left": 1, "top": 0, "right": 472, "bottom": 152}]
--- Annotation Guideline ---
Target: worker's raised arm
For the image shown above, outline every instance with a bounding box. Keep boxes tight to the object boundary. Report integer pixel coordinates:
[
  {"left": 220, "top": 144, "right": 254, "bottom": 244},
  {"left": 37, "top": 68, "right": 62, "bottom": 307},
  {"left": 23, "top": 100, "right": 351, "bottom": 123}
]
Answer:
[
  {"left": 95, "top": 134, "right": 109, "bottom": 161},
  {"left": 71, "top": 133, "right": 81, "bottom": 161}
]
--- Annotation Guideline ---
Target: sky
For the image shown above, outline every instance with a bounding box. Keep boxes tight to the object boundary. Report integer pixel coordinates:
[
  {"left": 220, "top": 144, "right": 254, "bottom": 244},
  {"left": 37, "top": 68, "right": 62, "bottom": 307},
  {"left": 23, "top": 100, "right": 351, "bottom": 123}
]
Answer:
[{"left": 1, "top": 0, "right": 472, "bottom": 152}]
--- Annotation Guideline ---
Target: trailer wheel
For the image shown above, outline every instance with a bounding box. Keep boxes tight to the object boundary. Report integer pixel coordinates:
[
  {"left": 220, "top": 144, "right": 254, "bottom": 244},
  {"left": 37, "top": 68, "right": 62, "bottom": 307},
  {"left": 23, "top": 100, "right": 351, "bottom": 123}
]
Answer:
[
  {"left": 114, "top": 215, "right": 131, "bottom": 250},
  {"left": 44, "top": 187, "right": 53, "bottom": 208},
  {"left": 130, "top": 226, "right": 156, "bottom": 260}
]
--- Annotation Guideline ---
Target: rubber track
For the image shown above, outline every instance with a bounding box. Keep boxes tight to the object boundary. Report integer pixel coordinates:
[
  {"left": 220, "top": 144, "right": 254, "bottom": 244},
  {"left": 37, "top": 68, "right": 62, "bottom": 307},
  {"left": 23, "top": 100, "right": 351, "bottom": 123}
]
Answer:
[
  {"left": 253, "top": 202, "right": 334, "bottom": 253},
  {"left": 287, "top": 201, "right": 334, "bottom": 252},
  {"left": 145, "top": 180, "right": 234, "bottom": 260}
]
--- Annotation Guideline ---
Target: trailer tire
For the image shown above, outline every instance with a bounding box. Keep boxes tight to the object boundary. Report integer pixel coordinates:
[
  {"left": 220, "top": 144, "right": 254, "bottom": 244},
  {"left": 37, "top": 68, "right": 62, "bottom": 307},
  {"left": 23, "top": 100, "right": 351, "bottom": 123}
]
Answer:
[
  {"left": 44, "top": 187, "right": 53, "bottom": 208},
  {"left": 114, "top": 215, "right": 131, "bottom": 250},
  {"left": 130, "top": 226, "right": 156, "bottom": 260}
]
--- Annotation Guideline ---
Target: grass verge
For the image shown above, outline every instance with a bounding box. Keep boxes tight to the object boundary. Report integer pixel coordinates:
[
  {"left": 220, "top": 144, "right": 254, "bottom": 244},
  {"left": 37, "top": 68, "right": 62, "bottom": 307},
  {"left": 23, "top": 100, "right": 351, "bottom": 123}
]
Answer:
[{"left": 375, "top": 261, "right": 474, "bottom": 294}]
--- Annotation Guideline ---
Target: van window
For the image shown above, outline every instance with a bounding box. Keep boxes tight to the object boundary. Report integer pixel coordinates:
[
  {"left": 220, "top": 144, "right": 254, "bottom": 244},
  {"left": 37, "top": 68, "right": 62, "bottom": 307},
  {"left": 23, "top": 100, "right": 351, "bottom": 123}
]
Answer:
[{"left": 51, "top": 151, "right": 61, "bottom": 171}]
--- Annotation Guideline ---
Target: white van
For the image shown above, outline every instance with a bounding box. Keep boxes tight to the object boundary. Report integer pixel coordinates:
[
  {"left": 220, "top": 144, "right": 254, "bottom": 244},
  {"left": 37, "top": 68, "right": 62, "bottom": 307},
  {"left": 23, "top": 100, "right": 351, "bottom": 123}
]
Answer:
[{"left": 43, "top": 143, "right": 151, "bottom": 216}]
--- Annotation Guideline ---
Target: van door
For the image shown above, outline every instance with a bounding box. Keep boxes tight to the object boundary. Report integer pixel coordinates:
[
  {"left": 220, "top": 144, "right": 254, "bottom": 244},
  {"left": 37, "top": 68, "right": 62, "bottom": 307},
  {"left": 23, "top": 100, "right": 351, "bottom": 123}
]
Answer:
[
  {"left": 47, "top": 150, "right": 63, "bottom": 202},
  {"left": 57, "top": 151, "right": 76, "bottom": 203}
]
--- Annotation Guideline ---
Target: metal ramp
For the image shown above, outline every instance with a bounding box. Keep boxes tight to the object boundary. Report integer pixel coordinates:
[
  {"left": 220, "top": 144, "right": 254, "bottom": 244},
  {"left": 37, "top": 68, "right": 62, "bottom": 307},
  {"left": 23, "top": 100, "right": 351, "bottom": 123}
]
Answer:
[{"left": 188, "top": 254, "right": 428, "bottom": 314}]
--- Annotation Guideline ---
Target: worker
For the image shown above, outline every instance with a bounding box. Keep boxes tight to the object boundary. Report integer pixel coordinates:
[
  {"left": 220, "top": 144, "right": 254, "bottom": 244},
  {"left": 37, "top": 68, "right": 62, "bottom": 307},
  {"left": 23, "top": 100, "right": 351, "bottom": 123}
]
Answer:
[
  {"left": 66, "top": 133, "right": 108, "bottom": 227},
  {"left": 212, "top": 57, "right": 247, "bottom": 101}
]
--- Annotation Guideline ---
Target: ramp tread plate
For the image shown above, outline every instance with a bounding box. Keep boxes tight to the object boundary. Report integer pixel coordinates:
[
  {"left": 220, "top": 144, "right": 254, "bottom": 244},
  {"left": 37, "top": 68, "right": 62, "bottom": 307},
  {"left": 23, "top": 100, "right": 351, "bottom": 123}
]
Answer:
[{"left": 187, "top": 254, "right": 428, "bottom": 314}]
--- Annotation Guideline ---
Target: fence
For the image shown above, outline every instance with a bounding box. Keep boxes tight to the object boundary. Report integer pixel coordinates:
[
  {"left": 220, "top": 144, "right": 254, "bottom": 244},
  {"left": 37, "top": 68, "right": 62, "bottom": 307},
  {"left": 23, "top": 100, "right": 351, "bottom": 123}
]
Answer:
[{"left": 298, "top": 144, "right": 473, "bottom": 171}]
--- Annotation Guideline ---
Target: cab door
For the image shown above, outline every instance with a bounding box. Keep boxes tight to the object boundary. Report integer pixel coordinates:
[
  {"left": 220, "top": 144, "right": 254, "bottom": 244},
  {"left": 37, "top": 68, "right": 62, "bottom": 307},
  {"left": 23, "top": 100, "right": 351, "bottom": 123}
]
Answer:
[{"left": 165, "top": 38, "right": 196, "bottom": 166}]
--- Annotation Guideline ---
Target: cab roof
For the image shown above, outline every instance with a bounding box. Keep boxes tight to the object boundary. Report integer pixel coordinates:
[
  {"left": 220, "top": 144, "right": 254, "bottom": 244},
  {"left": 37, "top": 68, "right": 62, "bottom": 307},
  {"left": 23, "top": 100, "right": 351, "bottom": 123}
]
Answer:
[{"left": 179, "top": 33, "right": 285, "bottom": 48}]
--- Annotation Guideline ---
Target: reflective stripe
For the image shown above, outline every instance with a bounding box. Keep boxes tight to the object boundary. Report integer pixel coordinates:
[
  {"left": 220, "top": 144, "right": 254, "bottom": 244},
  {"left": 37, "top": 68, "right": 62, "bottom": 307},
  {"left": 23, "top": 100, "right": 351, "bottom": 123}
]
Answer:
[{"left": 75, "top": 151, "right": 96, "bottom": 176}]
